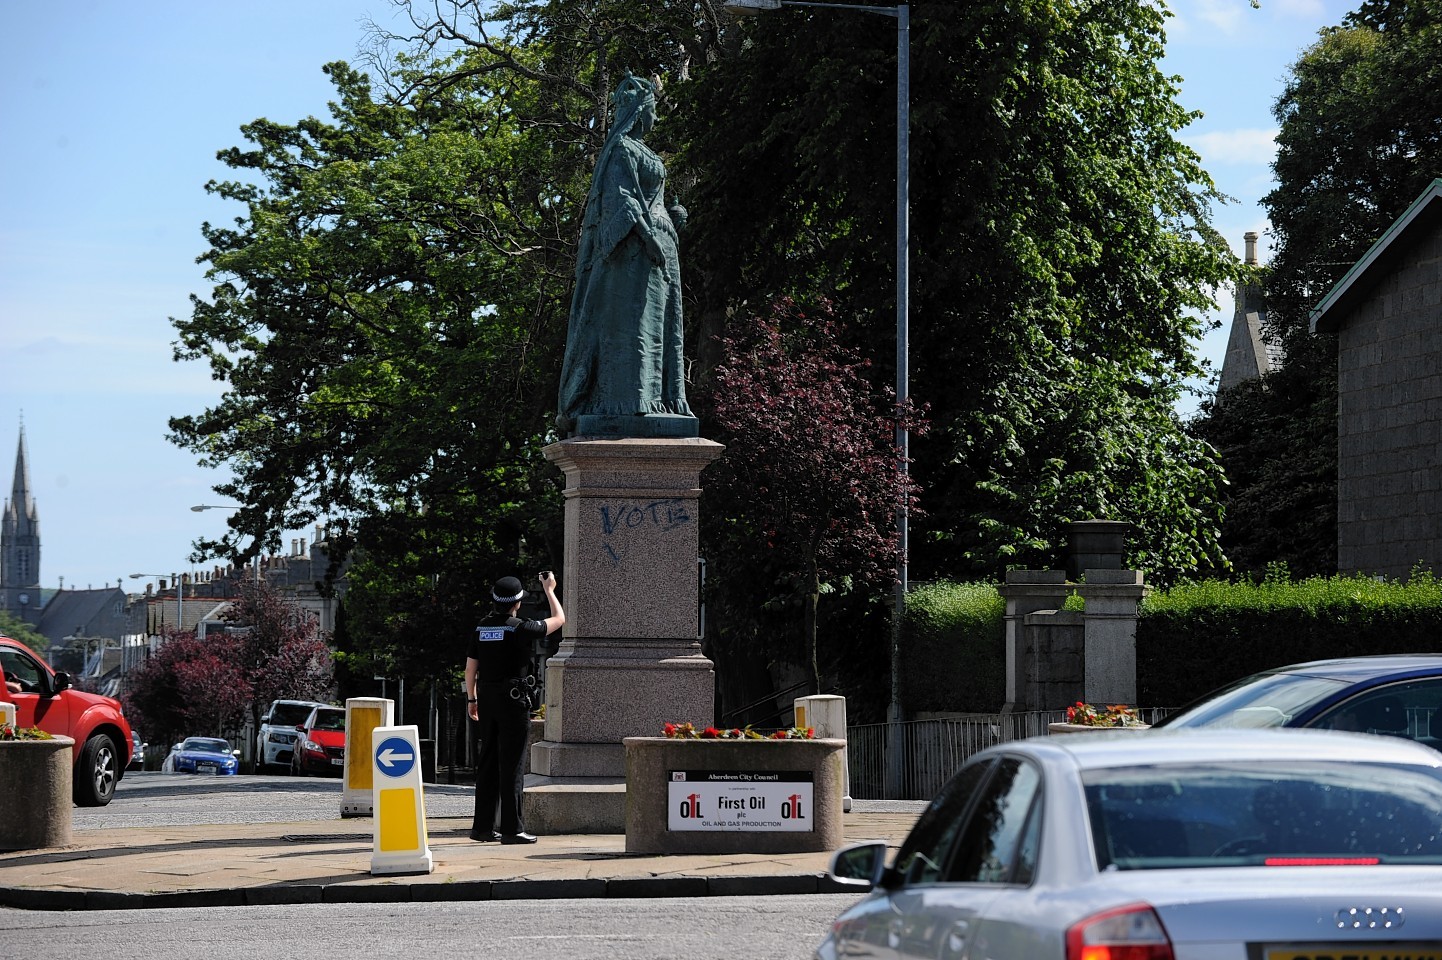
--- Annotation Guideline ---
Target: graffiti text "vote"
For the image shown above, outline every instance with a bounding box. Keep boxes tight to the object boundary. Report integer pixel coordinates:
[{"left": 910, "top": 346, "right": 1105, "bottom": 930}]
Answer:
[{"left": 599, "top": 499, "right": 691, "bottom": 536}]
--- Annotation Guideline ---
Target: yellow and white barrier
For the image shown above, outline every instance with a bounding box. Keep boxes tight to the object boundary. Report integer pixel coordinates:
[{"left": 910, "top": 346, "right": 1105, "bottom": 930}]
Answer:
[
  {"left": 795, "top": 694, "right": 852, "bottom": 812},
  {"left": 369, "top": 724, "right": 433, "bottom": 875},
  {"left": 341, "top": 697, "right": 394, "bottom": 818},
  {"left": 0, "top": 701, "right": 15, "bottom": 727}
]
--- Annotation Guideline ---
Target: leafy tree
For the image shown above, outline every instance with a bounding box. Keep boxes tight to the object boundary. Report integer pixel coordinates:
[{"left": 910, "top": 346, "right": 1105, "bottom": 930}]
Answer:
[
  {"left": 1190, "top": 355, "right": 1338, "bottom": 578},
  {"left": 166, "top": 0, "right": 1250, "bottom": 721},
  {"left": 676, "top": 0, "right": 1237, "bottom": 585},
  {"left": 0, "top": 611, "right": 48, "bottom": 654},
  {"left": 169, "top": 56, "right": 568, "bottom": 571},
  {"left": 1195, "top": 0, "right": 1442, "bottom": 576},
  {"left": 702, "top": 298, "right": 924, "bottom": 697}
]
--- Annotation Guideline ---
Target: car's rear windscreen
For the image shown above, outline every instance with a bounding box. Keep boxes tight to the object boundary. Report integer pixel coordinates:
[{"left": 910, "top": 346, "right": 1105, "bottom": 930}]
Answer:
[{"left": 1085, "top": 760, "right": 1442, "bottom": 870}]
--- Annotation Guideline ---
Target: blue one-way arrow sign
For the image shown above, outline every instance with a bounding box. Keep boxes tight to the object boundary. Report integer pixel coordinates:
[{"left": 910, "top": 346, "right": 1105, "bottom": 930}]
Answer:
[{"left": 375, "top": 736, "right": 416, "bottom": 778}]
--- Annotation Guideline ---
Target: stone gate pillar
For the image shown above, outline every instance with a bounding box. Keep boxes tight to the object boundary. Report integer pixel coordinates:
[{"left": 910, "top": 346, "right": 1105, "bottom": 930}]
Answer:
[
  {"left": 999, "top": 570, "right": 1070, "bottom": 712},
  {"left": 1077, "top": 570, "right": 1148, "bottom": 705}
]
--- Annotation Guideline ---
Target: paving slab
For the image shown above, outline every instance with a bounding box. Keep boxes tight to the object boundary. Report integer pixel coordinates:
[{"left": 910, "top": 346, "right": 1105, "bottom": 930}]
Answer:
[{"left": 0, "top": 805, "right": 922, "bottom": 910}]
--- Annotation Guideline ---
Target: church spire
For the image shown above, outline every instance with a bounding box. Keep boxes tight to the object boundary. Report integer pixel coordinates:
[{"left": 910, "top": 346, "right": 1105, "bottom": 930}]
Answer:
[
  {"left": 10, "top": 422, "right": 36, "bottom": 522},
  {"left": 3, "top": 420, "right": 41, "bottom": 599}
]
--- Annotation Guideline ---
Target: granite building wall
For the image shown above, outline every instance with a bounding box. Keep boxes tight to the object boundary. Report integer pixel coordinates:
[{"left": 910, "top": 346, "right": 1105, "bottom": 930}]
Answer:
[{"left": 1334, "top": 226, "right": 1442, "bottom": 579}]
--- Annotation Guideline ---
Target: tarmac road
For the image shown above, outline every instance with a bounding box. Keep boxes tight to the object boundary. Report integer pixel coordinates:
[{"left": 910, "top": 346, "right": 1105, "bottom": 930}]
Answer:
[
  {"left": 2, "top": 893, "right": 862, "bottom": 960},
  {"left": 80, "top": 771, "right": 476, "bottom": 827}
]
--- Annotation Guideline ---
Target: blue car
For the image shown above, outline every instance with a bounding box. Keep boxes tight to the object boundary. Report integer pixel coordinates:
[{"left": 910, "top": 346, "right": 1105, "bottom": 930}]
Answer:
[
  {"left": 163, "top": 737, "right": 240, "bottom": 776},
  {"left": 1155, "top": 653, "right": 1442, "bottom": 751}
]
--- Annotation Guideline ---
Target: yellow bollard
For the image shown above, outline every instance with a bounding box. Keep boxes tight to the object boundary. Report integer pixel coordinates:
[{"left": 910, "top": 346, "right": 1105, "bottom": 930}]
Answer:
[
  {"left": 369, "top": 724, "right": 433, "bottom": 875},
  {"left": 342, "top": 698, "right": 394, "bottom": 818}
]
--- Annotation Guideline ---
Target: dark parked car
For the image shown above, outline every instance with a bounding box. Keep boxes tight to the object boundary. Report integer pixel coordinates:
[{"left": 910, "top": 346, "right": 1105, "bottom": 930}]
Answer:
[
  {"left": 1, "top": 636, "right": 134, "bottom": 805},
  {"left": 1154, "top": 653, "right": 1442, "bottom": 750}
]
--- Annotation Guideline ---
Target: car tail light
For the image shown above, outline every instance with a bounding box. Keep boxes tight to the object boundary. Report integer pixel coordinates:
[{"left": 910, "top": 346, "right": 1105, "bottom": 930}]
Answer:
[
  {"left": 1066, "top": 903, "right": 1174, "bottom": 960},
  {"left": 1265, "top": 857, "right": 1379, "bottom": 866}
]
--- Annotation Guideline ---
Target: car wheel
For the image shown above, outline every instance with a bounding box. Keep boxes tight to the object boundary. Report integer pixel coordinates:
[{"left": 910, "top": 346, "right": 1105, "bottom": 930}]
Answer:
[{"left": 74, "top": 733, "right": 119, "bottom": 806}]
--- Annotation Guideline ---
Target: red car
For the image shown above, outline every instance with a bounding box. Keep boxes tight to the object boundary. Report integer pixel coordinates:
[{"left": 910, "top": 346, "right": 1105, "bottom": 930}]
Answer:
[
  {"left": 1, "top": 636, "right": 134, "bottom": 805},
  {"left": 290, "top": 704, "right": 346, "bottom": 776}
]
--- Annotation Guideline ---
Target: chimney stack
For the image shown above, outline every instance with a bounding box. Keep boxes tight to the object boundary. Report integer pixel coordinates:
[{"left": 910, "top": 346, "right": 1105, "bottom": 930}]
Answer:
[{"left": 1243, "top": 231, "right": 1259, "bottom": 266}]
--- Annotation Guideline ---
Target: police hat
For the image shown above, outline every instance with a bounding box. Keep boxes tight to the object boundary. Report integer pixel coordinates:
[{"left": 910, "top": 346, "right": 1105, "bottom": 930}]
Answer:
[{"left": 491, "top": 576, "right": 525, "bottom": 604}]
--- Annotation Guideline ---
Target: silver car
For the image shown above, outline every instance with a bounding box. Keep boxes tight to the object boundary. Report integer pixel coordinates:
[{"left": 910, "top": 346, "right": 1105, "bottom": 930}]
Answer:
[{"left": 819, "top": 729, "right": 1442, "bottom": 959}]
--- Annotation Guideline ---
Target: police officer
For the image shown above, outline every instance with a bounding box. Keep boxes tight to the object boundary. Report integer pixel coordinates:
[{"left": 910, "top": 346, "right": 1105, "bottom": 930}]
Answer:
[{"left": 465, "top": 571, "right": 565, "bottom": 843}]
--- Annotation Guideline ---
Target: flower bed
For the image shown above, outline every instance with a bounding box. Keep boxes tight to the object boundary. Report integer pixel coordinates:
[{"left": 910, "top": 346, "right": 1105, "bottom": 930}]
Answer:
[
  {"left": 1, "top": 722, "right": 55, "bottom": 741},
  {"left": 662, "top": 721, "right": 815, "bottom": 740},
  {"left": 1048, "top": 701, "right": 1150, "bottom": 735}
]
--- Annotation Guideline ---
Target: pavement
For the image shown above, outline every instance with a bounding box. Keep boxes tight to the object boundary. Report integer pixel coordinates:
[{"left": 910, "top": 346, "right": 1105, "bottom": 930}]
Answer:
[{"left": 0, "top": 776, "right": 924, "bottom": 911}]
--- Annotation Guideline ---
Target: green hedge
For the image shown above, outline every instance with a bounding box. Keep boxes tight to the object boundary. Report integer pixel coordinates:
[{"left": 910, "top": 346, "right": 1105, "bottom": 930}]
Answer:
[
  {"left": 898, "top": 573, "right": 1442, "bottom": 716},
  {"left": 1138, "top": 572, "right": 1442, "bottom": 707},
  {"left": 901, "top": 581, "right": 1006, "bottom": 714}
]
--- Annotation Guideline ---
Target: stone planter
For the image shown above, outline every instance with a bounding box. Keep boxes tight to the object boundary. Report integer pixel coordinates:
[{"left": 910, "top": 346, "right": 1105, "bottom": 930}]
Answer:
[
  {"left": 0, "top": 735, "right": 75, "bottom": 850},
  {"left": 623, "top": 736, "right": 845, "bottom": 854},
  {"left": 1047, "top": 722, "right": 1151, "bottom": 735}
]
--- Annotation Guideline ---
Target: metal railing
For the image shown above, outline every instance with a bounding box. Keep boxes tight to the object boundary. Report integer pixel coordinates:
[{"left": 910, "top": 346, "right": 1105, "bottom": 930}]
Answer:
[{"left": 847, "top": 707, "right": 1174, "bottom": 800}]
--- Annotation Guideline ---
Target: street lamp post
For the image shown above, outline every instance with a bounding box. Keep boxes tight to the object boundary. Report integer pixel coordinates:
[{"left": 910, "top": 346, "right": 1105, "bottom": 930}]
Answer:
[
  {"left": 129, "top": 572, "right": 183, "bottom": 636},
  {"left": 725, "top": 0, "right": 910, "bottom": 790},
  {"left": 191, "top": 503, "right": 262, "bottom": 580}
]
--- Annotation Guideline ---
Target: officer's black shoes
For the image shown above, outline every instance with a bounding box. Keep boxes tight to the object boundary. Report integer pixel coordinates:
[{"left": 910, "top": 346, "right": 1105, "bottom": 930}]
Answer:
[
  {"left": 500, "top": 832, "right": 539, "bottom": 844},
  {"left": 469, "top": 830, "right": 503, "bottom": 842}
]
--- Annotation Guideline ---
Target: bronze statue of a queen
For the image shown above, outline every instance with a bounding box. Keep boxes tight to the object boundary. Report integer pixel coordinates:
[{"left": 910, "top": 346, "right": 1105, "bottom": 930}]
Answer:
[{"left": 557, "top": 73, "right": 697, "bottom": 439}]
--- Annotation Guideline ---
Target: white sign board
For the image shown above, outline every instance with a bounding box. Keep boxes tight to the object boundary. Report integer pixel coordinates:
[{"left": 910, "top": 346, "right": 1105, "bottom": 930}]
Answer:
[{"left": 667, "top": 770, "right": 814, "bottom": 832}]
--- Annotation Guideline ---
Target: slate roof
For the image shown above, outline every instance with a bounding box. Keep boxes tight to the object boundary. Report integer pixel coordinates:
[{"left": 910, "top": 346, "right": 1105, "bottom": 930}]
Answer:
[
  {"left": 1312, "top": 178, "right": 1442, "bottom": 333},
  {"left": 35, "top": 587, "right": 140, "bottom": 645},
  {"left": 1219, "top": 278, "right": 1275, "bottom": 393}
]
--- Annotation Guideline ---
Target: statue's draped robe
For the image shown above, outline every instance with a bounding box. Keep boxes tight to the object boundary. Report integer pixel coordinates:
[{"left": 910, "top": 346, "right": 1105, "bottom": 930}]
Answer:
[{"left": 557, "top": 134, "right": 691, "bottom": 431}]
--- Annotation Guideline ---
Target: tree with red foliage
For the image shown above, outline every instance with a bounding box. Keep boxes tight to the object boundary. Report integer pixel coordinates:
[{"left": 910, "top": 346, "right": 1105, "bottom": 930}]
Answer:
[
  {"left": 226, "top": 580, "right": 335, "bottom": 747},
  {"left": 125, "top": 582, "right": 333, "bottom": 758},
  {"left": 124, "top": 633, "right": 251, "bottom": 746},
  {"left": 172, "top": 637, "right": 251, "bottom": 737},
  {"left": 704, "top": 298, "right": 925, "bottom": 696}
]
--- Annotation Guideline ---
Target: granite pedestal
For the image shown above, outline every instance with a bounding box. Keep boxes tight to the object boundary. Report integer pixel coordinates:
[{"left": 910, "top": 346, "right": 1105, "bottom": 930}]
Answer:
[{"left": 526, "top": 436, "right": 724, "bottom": 834}]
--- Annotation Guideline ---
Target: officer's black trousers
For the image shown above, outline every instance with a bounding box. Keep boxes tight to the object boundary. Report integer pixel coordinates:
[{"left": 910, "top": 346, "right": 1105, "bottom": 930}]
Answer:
[{"left": 472, "top": 686, "right": 532, "bottom": 836}]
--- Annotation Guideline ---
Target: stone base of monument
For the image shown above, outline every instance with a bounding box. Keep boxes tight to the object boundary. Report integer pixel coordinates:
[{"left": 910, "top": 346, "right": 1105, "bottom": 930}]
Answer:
[
  {"left": 623, "top": 737, "right": 846, "bottom": 854},
  {"left": 522, "top": 650, "right": 714, "bottom": 834},
  {"left": 523, "top": 774, "right": 628, "bottom": 834},
  {"left": 525, "top": 436, "right": 724, "bottom": 835}
]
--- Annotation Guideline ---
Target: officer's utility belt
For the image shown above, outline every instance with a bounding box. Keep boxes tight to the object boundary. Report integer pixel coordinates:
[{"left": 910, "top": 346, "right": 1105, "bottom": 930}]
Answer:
[
  {"left": 479, "top": 676, "right": 537, "bottom": 706},
  {"left": 506, "top": 676, "right": 537, "bottom": 702}
]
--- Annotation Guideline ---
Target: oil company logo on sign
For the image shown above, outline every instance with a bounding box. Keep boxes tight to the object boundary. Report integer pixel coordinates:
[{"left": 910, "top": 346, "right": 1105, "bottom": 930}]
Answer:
[{"left": 666, "top": 770, "right": 814, "bottom": 832}]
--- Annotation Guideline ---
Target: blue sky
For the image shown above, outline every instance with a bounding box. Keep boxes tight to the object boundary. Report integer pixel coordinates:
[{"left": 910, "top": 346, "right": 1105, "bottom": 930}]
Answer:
[{"left": 0, "top": 0, "right": 1351, "bottom": 594}]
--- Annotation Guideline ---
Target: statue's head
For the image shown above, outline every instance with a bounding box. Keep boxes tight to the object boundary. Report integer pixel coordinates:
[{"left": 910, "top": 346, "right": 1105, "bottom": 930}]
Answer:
[{"left": 611, "top": 73, "right": 658, "bottom": 137}]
